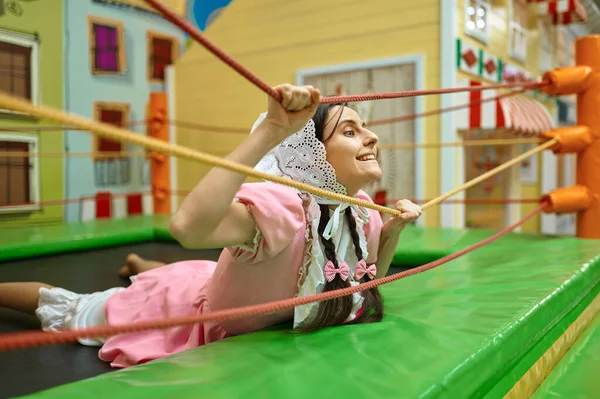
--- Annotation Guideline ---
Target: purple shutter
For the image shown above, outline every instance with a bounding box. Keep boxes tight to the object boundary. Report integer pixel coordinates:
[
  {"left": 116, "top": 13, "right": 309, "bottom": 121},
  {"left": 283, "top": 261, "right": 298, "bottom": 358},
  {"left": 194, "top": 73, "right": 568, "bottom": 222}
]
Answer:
[{"left": 94, "top": 24, "right": 118, "bottom": 71}]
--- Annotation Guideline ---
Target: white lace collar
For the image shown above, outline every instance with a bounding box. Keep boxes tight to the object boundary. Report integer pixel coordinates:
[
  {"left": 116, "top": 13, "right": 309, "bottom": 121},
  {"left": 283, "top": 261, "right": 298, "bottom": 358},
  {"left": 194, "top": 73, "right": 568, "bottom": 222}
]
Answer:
[
  {"left": 293, "top": 193, "right": 369, "bottom": 327},
  {"left": 251, "top": 112, "right": 371, "bottom": 327}
]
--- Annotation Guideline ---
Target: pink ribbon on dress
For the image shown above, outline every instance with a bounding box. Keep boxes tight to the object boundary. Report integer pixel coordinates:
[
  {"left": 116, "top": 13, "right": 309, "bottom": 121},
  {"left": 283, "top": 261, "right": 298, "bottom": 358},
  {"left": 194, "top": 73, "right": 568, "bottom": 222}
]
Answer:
[
  {"left": 354, "top": 259, "right": 377, "bottom": 280},
  {"left": 324, "top": 261, "right": 350, "bottom": 282}
]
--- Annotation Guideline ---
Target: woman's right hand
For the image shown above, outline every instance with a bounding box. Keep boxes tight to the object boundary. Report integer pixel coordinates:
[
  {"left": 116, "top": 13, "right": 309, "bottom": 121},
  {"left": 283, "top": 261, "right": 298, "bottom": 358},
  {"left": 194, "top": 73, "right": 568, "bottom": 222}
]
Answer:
[
  {"left": 261, "top": 84, "right": 321, "bottom": 140},
  {"left": 171, "top": 84, "right": 321, "bottom": 249}
]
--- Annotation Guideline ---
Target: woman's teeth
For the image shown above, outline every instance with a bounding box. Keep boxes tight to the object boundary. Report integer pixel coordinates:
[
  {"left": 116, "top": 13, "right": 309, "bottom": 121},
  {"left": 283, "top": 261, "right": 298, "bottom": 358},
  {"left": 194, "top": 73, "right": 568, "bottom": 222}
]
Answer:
[{"left": 358, "top": 154, "right": 376, "bottom": 161}]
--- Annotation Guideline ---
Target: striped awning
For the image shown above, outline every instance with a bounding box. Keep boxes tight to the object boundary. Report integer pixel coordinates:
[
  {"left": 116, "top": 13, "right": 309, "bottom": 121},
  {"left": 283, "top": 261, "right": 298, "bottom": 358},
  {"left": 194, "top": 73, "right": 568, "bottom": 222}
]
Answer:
[
  {"left": 499, "top": 95, "right": 555, "bottom": 136},
  {"left": 527, "top": 0, "right": 588, "bottom": 25},
  {"left": 455, "top": 80, "right": 555, "bottom": 136},
  {"left": 80, "top": 191, "right": 154, "bottom": 222}
]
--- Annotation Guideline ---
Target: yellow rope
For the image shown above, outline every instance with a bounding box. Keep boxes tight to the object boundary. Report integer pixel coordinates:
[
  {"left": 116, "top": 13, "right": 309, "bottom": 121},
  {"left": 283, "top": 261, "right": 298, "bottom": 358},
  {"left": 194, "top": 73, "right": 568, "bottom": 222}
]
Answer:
[
  {"left": 422, "top": 138, "right": 557, "bottom": 209},
  {"left": 378, "top": 138, "right": 542, "bottom": 150},
  {"left": 0, "top": 91, "right": 556, "bottom": 215}
]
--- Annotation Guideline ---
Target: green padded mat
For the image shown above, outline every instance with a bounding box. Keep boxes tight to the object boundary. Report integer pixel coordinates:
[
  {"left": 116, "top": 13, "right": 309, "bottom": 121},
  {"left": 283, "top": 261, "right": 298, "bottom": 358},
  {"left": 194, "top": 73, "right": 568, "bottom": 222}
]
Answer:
[
  {"left": 531, "top": 311, "right": 600, "bottom": 399},
  {"left": 484, "top": 281, "right": 599, "bottom": 398},
  {"left": 14, "top": 231, "right": 600, "bottom": 399},
  {"left": 0, "top": 216, "right": 166, "bottom": 262},
  {"left": 0, "top": 215, "right": 565, "bottom": 267}
]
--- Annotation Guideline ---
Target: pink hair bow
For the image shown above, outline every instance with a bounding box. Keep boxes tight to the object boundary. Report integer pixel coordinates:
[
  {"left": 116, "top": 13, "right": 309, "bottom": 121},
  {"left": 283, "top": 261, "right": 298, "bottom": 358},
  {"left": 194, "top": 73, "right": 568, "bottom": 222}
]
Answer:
[
  {"left": 354, "top": 259, "right": 377, "bottom": 280},
  {"left": 324, "top": 261, "right": 350, "bottom": 282}
]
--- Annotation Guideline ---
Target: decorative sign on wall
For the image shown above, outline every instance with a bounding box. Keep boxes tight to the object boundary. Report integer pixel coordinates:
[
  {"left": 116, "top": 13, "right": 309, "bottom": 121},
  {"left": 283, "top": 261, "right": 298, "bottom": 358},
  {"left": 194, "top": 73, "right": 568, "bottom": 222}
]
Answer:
[
  {"left": 456, "top": 38, "right": 553, "bottom": 102},
  {"left": 501, "top": 63, "right": 534, "bottom": 83},
  {"left": 472, "top": 144, "right": 503, "bottom": 195},
  {"left": 0, "top": 0, "right": 41, "bottom": 17},
  {"left": 519, "top": 143, "right": 538, "bottom": 184},
  {"left": 457, "top": 38, "right": 502, "bottom": 82}
]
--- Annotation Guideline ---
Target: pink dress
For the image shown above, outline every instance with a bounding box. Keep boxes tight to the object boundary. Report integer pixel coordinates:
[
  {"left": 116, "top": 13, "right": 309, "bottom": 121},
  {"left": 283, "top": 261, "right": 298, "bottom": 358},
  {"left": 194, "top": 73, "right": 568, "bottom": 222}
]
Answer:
[{"left": 98, "top": 182, "right": 383, "bottom": 368}]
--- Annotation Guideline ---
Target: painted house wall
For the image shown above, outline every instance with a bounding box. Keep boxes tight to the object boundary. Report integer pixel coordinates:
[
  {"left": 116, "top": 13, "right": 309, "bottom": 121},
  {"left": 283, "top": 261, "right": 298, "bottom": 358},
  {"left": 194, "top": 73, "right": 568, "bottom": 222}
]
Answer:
[
  {"left": 63, "top": 0, "right": 185, "bottom": 223},
  {"left": 0, "top": 0, "right": 64, "bottom": 227},
  {"left": 114, "top": 0, "right": 186, "bottom": 15},
  {"left": 173, "top": 0, "right": 442, "bottom": 226},
  {"left": 455, "top": 0, "right": 559, "bottom": 233}
]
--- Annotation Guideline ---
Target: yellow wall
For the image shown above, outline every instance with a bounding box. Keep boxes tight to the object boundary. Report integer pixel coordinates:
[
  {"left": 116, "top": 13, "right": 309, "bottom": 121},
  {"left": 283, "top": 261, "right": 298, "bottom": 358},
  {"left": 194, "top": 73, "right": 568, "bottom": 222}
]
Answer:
[
  {"left": 112, "top": 0, "right": 186, "bottom": 15},
  {"left": 173, "top": 0, "right": 442, "bottom": 226},
  {"left": 456, "top": 0, "right": 557, "bottom": 233}
]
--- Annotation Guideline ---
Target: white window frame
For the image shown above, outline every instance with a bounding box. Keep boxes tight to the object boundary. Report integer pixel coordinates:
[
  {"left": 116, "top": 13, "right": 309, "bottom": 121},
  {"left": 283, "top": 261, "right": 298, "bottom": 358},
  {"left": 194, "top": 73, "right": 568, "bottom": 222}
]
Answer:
[
  {"left": 0, "top": 28, "right": 40, "bottom": 115},
  {"left": 568, "top": 32, "right": 576, "bottom": 66},
  {"left": 296, "top": 55, "right": 426, "bottom": 226},
  {"left": 0, "top": 133, "right": 41, "bottom": 213},
  {"left": 509, "top": 0, "right": 528, "bottom": 63},
  {"left": 465, "top": 0, "right": 492, "bottom": 44},
  {"left": 556, "top": 27, "right": 568, "bottom": 67},
  {"left": 539, "top": 18, "right": 554, "bottom": 73}
]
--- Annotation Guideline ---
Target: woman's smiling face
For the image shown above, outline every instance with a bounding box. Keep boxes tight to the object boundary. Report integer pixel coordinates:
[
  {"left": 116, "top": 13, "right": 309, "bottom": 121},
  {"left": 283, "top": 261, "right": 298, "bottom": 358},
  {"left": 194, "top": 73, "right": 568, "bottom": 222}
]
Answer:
[{"left": 320, "top": 106, "right": 382, "bottom": 195}]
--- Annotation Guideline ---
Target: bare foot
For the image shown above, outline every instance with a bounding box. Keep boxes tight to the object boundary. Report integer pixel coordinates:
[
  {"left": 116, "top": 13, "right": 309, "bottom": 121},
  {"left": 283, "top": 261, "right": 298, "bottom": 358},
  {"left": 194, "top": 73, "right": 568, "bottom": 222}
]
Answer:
[
  {"left": 119, "top": 253, "right": 140, "bottom": 278},
  {"left": 119, "top": 254, "right": 166, "bottom": 278}
]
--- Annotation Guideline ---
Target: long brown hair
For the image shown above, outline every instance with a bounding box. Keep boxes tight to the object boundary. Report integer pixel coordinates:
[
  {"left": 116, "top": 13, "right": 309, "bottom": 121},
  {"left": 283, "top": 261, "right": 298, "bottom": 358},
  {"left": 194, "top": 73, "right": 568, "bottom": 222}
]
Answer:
[{"left": 299, "top": 103, "right": 384, "bottom": 332}]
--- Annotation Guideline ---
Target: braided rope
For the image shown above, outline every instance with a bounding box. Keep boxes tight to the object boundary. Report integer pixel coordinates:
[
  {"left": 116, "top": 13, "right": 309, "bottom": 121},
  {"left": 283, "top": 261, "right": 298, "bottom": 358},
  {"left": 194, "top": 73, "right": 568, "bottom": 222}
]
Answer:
[
  {"left": 143, "top": 0, "right": 548, "bottom": 105},
  {"left": 0, "top": 203, "right": 545, "bottom": 350},
  {"left": 0, "top": 92, "right": 556, "bottom": 216},
  {"left": 0, "top": 92, "right": 556, "bottom": 215}
]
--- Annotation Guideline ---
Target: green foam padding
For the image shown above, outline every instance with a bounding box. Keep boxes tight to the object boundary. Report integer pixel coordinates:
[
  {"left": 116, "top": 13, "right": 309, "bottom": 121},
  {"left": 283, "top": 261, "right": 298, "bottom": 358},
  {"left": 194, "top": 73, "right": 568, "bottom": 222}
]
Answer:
[
  {"left": 16, "top": 232, "right": 600, "bottom": 399},
  {"left": 391, "top": 225, "right": 561, "bottom": 267},
  {"left": 151, "top": 216, "right": 176, "bottom": 242},
  {"left": 0, "top": 216, "right": 172, "bottom": 263},
  {"left": 1, "top": 218, "right": 517, "bottom": 267},
  {"left": 531, "top": 307, "right": 600, "bottom": 399},
  {"left": 484, "top": 281, "right": 599, "bottom": 398}
]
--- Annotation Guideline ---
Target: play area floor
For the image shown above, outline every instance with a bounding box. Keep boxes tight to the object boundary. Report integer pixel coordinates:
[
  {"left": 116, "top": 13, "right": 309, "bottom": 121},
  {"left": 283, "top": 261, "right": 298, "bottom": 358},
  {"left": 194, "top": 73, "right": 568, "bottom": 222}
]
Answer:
[
  {"left": 0, "top": 216, "right": 599, "bottom": 398},
  {"left": 0, "top": 241, "right": 221, "bottom": 399},
  {"left": 532, "top": 311, "right": 600, "bottom": 399}
]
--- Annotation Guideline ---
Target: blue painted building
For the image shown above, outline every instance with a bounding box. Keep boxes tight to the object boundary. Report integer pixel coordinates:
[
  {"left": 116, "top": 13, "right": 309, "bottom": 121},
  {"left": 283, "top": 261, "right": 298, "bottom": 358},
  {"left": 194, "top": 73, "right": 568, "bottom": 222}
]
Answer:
[{"left": 63, "top": 0, "right": 185, "bottom": 222}]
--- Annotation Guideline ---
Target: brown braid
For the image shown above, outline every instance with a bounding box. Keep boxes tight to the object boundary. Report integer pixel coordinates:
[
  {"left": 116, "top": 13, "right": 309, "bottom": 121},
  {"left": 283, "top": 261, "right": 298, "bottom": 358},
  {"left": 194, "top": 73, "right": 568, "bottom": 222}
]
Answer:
[
  {"left": 344, "top": 209, "right": 384, "bottom": 324},
  {"left": 300, "top": 204, "right": 384, "bottom": 332},
  {"left": 298, "top": 102, "right": 384, "bottom": 332},
  {"left": 299, "top": 204, "right": 354, "bottom": 332}
]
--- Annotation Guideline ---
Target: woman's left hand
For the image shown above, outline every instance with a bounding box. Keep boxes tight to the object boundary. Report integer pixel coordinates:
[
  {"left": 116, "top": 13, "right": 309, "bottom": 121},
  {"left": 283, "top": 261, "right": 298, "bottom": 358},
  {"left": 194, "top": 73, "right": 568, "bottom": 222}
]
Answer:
[{"left": 385, "top": 199, "right": 422, "bottom": 231}]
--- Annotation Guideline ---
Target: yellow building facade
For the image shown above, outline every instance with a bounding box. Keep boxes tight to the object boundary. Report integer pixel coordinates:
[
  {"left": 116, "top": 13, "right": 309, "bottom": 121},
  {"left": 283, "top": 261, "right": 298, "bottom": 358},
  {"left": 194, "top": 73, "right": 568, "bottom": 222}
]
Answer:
[
  {"left": 448, "top": 0, "right": 584, "bottom": 233},
  {"left": 171, "top": 0, "right": 587, "bottom": 232},
  {"left": 116, "top": 0, "right": 186, "bottom": 14},
  {"left": 173, "top": 0, "right": 443, "bottom": 227}
]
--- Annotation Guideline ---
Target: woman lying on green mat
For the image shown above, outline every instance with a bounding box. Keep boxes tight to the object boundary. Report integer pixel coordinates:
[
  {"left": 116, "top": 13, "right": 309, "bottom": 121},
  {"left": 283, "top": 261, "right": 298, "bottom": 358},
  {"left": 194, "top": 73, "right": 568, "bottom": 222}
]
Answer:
[
  {"left": 0, "top": 84, "right": 421, "bottom": 368},
  {"left": 118, "top": 253, "right": 170, "bottom": 277}
]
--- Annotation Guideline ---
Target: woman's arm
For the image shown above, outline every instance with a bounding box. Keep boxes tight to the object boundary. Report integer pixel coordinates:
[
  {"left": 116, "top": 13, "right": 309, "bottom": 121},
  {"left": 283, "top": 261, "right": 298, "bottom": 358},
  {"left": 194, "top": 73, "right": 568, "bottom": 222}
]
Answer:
[
  {"left": 170, "top": 128, "right": 279, "bottom": 249},
  {"left": 374, "top": 223, "right": 404, "bottom": 279},
  {"left": 169, "top": 84, "right": 321, "bottom": 249},
  {"left": 374, "top": 200, "right": 422, "bottom": 278}
]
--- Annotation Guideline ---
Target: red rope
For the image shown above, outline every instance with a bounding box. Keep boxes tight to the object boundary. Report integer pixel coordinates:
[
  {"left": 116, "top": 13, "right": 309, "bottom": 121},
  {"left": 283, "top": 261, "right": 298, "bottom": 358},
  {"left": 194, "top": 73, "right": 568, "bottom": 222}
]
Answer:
[
  {"left": 321, "top": 82, "right": 546, "bottom": 104},
  {"left": 142, "top": 0, "right": 548, "bottom": 104},
  {"left": 0, "top": 191, "right": 155, "bottom": 210},
  {"left": 0, "top": 193, "right": 542, "bottom": 211},
  {"left": 367, "top": 88, "right": 528, "bottom": 127},
  {"left": 143, "top": 0, "right": 282, "bottom": 101},
  {"left": 0, "top": 87, "right": 536, "bottom": 135},
  {"left": 387, "top": 198, "right": 542, "bottom": 205},
  {"left": 0, "top": 121, "right": 146, "bottom": 132},
  {"left": 0, "top": 203, "right": 545, "bottom": 351}
]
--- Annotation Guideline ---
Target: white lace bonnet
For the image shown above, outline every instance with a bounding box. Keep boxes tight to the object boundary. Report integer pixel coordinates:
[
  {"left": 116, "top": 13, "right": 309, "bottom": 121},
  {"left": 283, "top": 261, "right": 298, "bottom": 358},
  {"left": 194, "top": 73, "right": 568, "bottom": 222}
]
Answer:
[{"left": 250, "top": 112, "right": 371, "bottom": 327}]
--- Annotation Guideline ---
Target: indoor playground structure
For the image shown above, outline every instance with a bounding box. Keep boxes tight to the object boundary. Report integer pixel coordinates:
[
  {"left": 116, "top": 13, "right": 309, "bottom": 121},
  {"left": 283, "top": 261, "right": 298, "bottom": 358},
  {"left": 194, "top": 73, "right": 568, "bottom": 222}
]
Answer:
[{"left": 0, "top": 0, "right": 599, "bottom": 398}]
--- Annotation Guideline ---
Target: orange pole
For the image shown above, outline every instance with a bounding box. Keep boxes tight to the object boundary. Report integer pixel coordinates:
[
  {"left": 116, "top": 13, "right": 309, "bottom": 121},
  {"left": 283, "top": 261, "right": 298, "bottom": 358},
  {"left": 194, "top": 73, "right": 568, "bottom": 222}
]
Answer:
[
  {"left": 575, "top": 35, "right": 600, "bottom": 239},
  {"left": 148, "top": 92, "right": 171, "bottom": 215}
]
